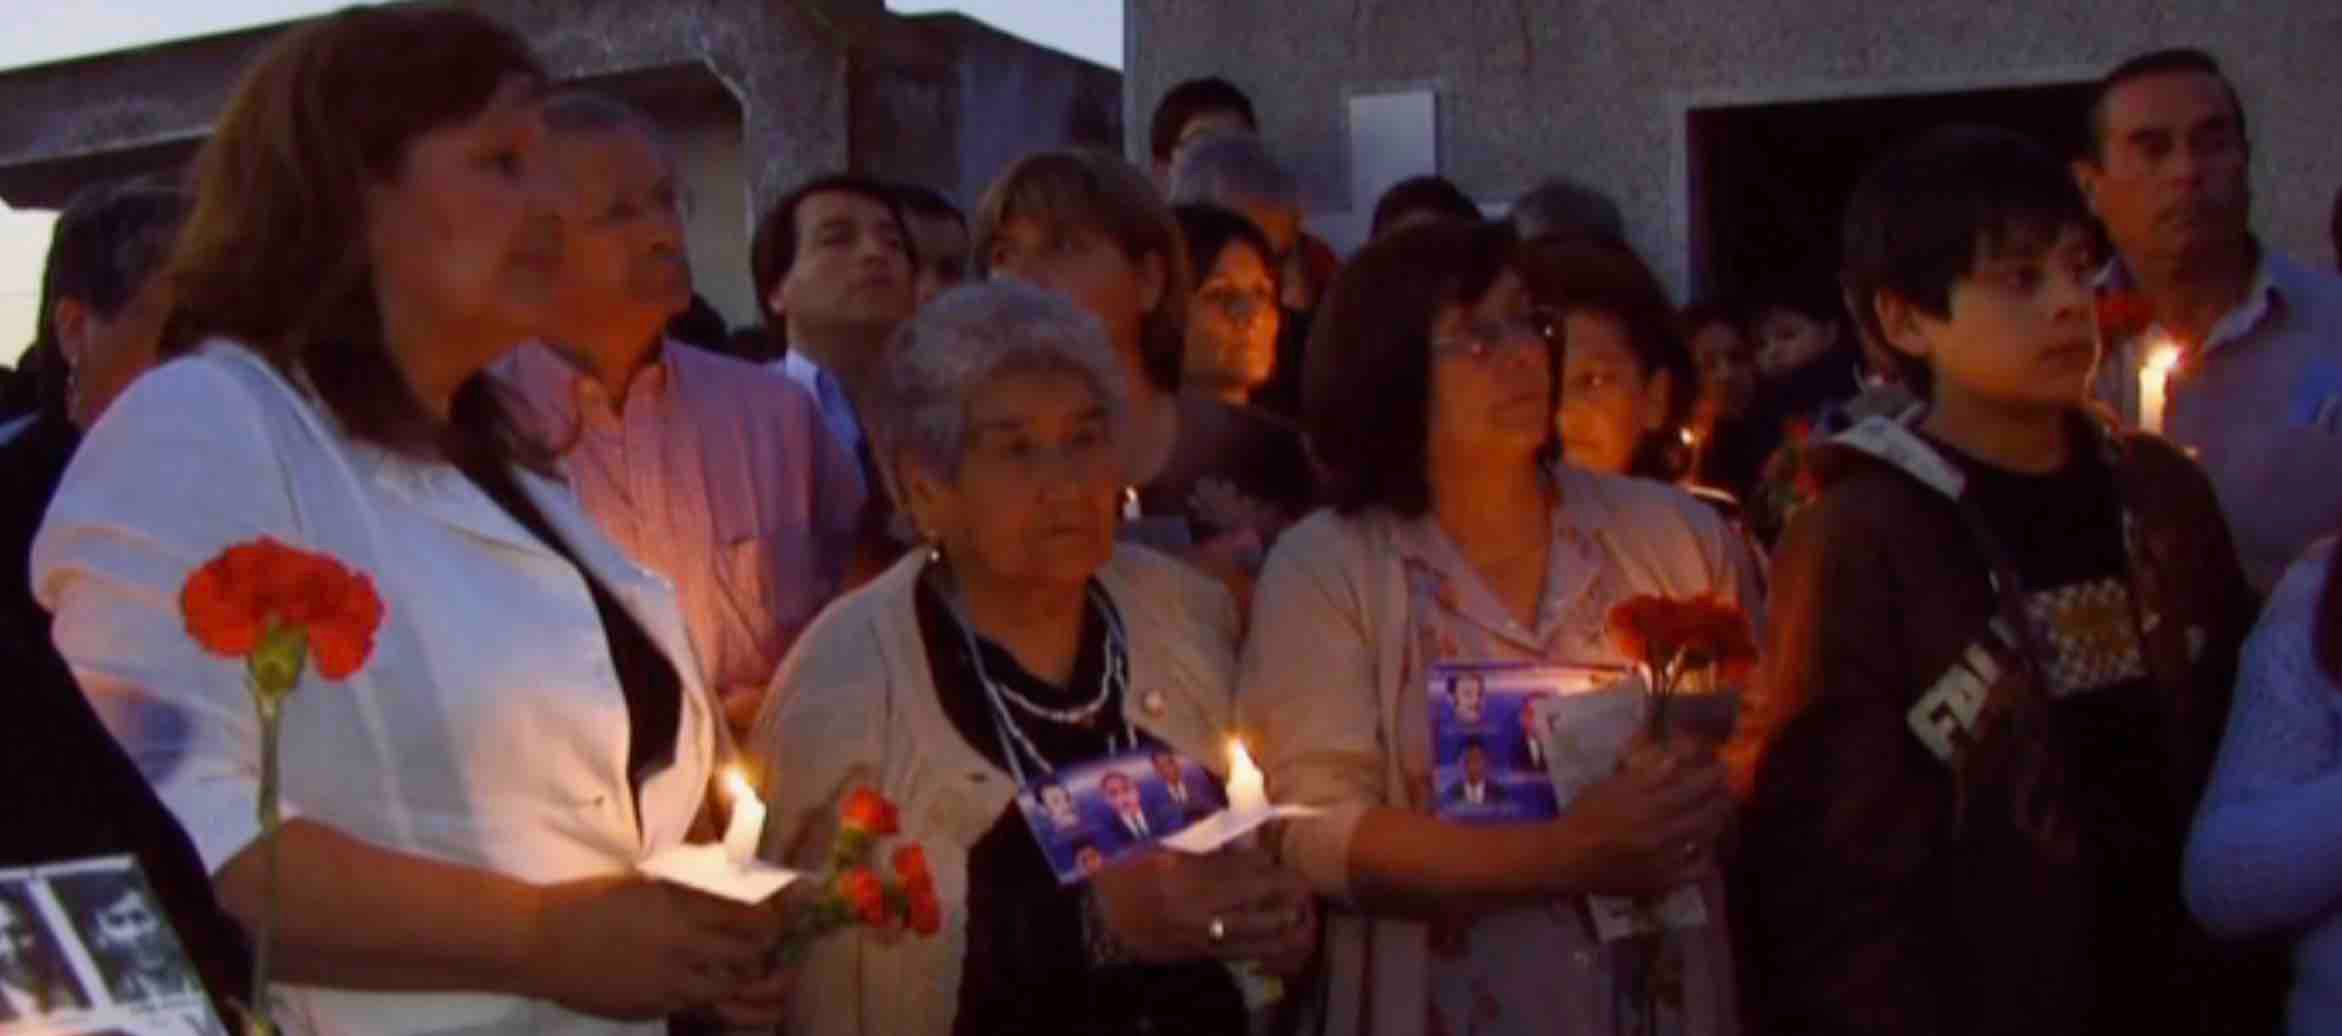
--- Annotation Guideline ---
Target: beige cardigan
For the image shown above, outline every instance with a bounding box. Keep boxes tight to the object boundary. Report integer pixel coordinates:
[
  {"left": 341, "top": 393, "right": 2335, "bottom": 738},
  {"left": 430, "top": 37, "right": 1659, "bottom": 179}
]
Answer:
[
  {"left": 747, "top": 543, "right": 1240, "bottom": 1036},
  {"left": 1238, "top": 466, "right": 1758, "bottom": 1036}
]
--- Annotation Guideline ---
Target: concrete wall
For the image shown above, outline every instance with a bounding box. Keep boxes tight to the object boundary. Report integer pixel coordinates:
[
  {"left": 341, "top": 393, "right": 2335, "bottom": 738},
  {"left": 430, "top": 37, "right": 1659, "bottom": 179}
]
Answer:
[
  {"left": 1126, "top": 0, "right": 2342, "bottom": 295},
  {"left": 0, "top": 0, "right": 864, "bottom": 219},
  {"left": 853, "top": 12, "right": 1123, "bottom": 211},
  {"left": 0, "top": 0, "right": 1123, "bottom": 330}
]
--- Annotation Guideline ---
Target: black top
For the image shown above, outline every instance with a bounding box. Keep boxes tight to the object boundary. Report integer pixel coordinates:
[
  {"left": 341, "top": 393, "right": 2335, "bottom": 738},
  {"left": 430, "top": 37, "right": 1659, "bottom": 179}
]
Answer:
[
  {"left": 1141, "top": 394, "right": 1317, "bottom": 546},
  {"left": 453, "top": 457, "right": 682, "bottom": 805},
  {"left": 912, "top": 577, "right": 1244, "bottom": 1036},
  {"left": 1931, "top": 434, "right": 2185, "bottom": 1033},
  {"left": 1, "top": 408, "right": 253, "bottom": 1021}
]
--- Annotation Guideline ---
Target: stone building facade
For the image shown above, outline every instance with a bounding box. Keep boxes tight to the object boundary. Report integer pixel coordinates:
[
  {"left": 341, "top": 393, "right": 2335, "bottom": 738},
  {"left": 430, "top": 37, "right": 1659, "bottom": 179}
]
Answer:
[
  {"left": 1126, "top": 0, "right": 2341, "bottom": 300},
  {"left": 0, "top": 0, "right": 1120, "bottom": 327}
]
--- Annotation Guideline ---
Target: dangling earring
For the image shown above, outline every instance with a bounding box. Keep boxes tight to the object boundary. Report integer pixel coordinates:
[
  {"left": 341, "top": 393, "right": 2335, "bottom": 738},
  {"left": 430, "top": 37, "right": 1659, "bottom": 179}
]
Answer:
[{"left": 923, "top": 533, "right": 943, "bottom": 565}]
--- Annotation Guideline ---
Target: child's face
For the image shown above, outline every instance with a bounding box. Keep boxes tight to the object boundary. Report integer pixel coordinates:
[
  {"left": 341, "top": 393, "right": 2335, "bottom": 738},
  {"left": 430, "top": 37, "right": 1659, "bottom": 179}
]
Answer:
[
  {"left": 1893, "top": 223, "right": 2100, "bottom": 410},
  {"left": 1753, "top": 307, "right": 1841, "bottom": 378}
]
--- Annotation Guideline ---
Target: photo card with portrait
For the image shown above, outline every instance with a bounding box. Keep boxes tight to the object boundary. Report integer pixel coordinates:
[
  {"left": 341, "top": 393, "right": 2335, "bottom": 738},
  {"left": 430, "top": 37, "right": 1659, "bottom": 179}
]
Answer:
[
  {"left": 1013, "top": 746, "right": 1227, "bottom": 886},
  {"left": 1527, "top": 681, "right": 1711, "bottom": 941},
  {"left": 0, "top": 855, "right": 224, "bottom": 1036},
  {"left": 1427, "top": 661, "right": 1624, "bottom": 825}
]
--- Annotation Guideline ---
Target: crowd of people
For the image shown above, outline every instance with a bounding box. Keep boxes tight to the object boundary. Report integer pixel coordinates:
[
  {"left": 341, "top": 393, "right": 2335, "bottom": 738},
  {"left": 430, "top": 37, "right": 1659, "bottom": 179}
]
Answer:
[{"left": 4, "top": 6, "right": 2342, "bottom": 1036}]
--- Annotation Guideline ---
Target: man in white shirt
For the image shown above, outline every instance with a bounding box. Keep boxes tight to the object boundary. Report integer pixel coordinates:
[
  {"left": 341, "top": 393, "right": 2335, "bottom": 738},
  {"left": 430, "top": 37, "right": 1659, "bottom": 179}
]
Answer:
[
  {"left": 2077, "top": 48, "right": 2342, "bottom": 589},
  {"left": 508, "top": 93, "right": 862, "bottom": 730}
]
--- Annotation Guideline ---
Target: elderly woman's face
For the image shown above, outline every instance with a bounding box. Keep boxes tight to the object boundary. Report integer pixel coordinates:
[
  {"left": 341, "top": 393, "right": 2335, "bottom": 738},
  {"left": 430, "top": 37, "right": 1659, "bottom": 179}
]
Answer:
[
  {"left": 916, "top": 368, "right": 1121, "bottom": 587},
  {"left": 1427, "top": 269, "right": 1554, "bottom": 466},
  {"left": 364, "top": 75, "right": 563, "bottom": 371}
]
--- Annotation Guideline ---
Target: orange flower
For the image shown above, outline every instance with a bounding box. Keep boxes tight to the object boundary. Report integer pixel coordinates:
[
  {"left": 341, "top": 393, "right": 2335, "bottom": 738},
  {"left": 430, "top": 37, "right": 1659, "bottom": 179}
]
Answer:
[
  {"left": 904, "top": 878, "right": 942, "bottom": 936},
  {"left": 180, "top": 538, "right": 383, "bottom": 681},
  {"left": 837, "top": 868, "right": 888, "bottom": 927},
  {"left": 890, "top": 845, "right": 931, "bottom": 890},
  {"left": 839, "top": 788, "right": 899, "bottom": 836}
]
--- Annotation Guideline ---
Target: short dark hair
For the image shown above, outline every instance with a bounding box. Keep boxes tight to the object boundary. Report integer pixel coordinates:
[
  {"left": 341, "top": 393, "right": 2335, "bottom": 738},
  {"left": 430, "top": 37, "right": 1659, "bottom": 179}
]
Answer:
[
  {"left": 2086, "top": 48, "right": 2248, "bottom": 162},
  {"left": 750, "top": 173, "right": 917, "bottom": 329},
  {"left": 1371, "top": 176, "right": 1481, "bottom": 238},
  {"left": 1521, "top": 241, "right": 1697, "bottom": 479},
  {"left": 1841, "top": 125, "right": 2095, "bottom": 400},
  {"left": 8, "top": 181, "right": 188, "bottom": 418},
  {"left": 893, "top": 182, "right": 966, "bottom": 227},
  {"left": 1172, "top": 203, "right": 1279, "bottom": 290},
  {"left": 1461, "top": 738, "right": 1488, "bottom": 755},
  {"left": 1149, "top": 77, "right": 1257, "bottom": 163},
  {"left": 1308, "top": 220, "right": 1549, "bottom": 518}
]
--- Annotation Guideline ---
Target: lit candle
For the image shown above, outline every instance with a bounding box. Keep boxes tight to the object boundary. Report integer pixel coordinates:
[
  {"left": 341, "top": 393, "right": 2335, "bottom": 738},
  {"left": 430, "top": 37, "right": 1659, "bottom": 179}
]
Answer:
[
  {"left": 721, "top": 768, "right": 766, "bottom": 865},
  {"left": 2140, "top": 339, "right": 2182, "bottom": 435},
  {"left": 1227, "top": 738, "right": 1268, "bottom": 814}
]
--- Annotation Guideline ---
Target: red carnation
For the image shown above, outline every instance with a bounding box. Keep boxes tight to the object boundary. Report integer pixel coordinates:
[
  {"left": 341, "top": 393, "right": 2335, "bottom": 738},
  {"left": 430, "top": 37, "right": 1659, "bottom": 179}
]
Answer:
[
  {"left": 839, "top": 788, "right": 900, "bottom": 836},
  {"left": 838, "top": 868, "right": 888, "bottom": 927}
]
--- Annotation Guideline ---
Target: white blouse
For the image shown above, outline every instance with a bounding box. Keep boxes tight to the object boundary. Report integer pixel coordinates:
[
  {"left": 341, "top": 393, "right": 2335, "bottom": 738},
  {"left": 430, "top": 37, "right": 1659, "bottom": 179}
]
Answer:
[{"left": 31, "top": 342, "right": 719, "bottom": 1036}]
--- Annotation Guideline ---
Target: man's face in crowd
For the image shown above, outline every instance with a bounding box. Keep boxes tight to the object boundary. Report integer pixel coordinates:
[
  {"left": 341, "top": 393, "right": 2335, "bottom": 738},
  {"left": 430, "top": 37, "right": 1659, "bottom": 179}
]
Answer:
[
  {"left": 771, "top": 189, "right": 915, "bottom": 338},
  {"left": 2077, "top": 69, "right": 2251, "bottom": 264},
  {"left": 548, "top": 126, "right": 692, "bottom": 346}
]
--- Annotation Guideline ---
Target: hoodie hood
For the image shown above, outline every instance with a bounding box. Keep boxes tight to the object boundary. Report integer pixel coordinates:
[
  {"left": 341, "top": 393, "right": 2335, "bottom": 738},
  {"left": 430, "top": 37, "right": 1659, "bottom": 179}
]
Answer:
[{"left": 1804, "top": 404, "right": 2127, "bottom": 505}]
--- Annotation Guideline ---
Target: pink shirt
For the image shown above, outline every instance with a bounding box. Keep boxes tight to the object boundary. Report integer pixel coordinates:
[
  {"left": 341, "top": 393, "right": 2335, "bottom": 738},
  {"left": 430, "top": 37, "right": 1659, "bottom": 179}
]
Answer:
[{"left": 503, "top": 340, "right": 864, "bottom": 704}]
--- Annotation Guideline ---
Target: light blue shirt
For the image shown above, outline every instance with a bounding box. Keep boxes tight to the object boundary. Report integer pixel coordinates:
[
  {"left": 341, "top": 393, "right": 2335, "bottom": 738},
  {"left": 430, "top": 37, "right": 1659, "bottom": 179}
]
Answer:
[
  {"left": 775, "top": 351, "right": 867, "bottom": 498},
  {"left": 2186, "top": 540, "right": 2342, "bottom": 1035},
  {"left": 2101, "top": 248, "right": 2342, "bottom": 590}
]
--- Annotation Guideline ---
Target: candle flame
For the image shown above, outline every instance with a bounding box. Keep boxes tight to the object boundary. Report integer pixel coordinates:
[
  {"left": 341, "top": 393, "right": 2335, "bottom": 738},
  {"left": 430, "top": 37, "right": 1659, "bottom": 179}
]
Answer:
[
  {"left": 1228, "top": 737, "right": 1260, "bottom": 778},
  {"left": 722, "top": 766, "right": 755, "bottom": 803},
  {"left": 2143, "top": 342, "right": 2183, "bottom": 379}
]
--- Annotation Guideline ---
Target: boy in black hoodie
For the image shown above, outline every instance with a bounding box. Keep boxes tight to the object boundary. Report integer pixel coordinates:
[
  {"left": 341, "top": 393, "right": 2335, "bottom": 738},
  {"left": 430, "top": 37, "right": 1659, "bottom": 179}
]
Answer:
[{"left": 1727, "top": 125, "right": 2276, "bottom": 1035}]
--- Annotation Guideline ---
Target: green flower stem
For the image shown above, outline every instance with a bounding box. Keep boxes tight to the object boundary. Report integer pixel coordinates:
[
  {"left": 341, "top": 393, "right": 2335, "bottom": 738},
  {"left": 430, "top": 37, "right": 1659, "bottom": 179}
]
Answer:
[
  {"left": 247, "top": 689, "right": 283, "bottom": 1036},
  {"left": 242, "top": 623, "right": 303, "bottom": 1036}
]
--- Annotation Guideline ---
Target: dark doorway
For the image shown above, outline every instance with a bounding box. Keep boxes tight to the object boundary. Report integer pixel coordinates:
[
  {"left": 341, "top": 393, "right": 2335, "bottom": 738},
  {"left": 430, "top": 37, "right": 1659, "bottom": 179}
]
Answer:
[{"left": 1687, "top": 81, "right": 2094, "bottom": 309}]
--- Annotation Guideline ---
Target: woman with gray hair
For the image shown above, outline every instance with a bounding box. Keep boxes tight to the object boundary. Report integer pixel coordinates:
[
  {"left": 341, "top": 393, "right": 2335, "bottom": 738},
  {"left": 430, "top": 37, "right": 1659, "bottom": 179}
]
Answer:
[{"left": 746, "top": 281, "right": 1317, "bottom": 1036}]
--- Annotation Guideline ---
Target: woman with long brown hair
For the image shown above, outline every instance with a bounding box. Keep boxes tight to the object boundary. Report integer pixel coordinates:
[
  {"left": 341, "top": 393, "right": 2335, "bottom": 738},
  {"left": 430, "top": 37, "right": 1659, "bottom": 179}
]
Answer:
[{"left": 29, "top": 8, "right": 785, "bottom": 1032}]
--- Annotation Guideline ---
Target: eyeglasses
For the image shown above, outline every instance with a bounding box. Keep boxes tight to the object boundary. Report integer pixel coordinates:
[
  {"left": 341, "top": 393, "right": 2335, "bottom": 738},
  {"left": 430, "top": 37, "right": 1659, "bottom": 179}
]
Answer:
[{"left": 1431, "top": 308, "right": 1564, "bottom": 361}]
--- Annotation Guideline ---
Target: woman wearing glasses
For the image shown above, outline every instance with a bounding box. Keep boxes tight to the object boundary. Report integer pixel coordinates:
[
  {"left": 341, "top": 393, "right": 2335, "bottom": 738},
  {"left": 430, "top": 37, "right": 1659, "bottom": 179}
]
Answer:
[{"left": 1240, "top": 222, "right": 1759, "bottom": 1036}]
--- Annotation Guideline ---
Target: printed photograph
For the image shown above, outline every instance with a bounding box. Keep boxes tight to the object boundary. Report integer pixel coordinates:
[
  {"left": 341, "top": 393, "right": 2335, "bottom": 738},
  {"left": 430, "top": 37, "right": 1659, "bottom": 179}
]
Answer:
[
  {"left": 48, "top": 866, "right": 203, "bottom": 1008},
  {"left": 1014, "top": 747, "right": 1227, "bottom": 885},
  {"left": 0, "top": 877, "right": 91, "bottom": 1025},
  {"left": 1429, "top": 663, "right": 1623, "bottom": 825}
]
